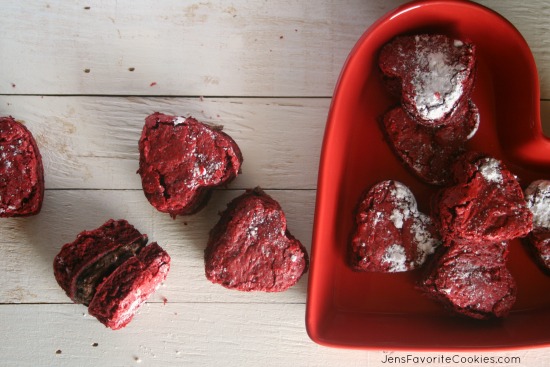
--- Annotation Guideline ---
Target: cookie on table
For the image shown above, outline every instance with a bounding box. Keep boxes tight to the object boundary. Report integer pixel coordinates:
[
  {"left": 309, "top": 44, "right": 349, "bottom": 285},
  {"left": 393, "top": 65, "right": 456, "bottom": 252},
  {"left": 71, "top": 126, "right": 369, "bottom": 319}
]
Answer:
[
  {"left": 421, "top": 240, "right": 516, "bottom": 319},
  {"left": 379, "top": 34, "right": 476, "bottom": 126},
  {"left": 138, "top": 112, "right": 243, "bottom": 218},
  {"left": 53, "top": 219, "right": 149, "bottom": 305},
  {"left": 433, "top": 152, "right": 533, "bottom": 243},
  {"left": 349, "top": 180, "right": 441, "bottom": 272},
  {"left": 381, "top": 101, "right": 479, "bottom": 185},
  {"left": 204, "top": 187, "right": 308, "bottom": 292},
  {"left": 524, "top": 180, "right": 550, "bottom": 272},
  {"left": 0, "top": 116, "right": 44, "bottom": 217},
  {"left": 53, "top": 219, "right": 170, "bottom": 329},
  {"left": 88, "top": 242, "right": 170, "bottom": 330}
]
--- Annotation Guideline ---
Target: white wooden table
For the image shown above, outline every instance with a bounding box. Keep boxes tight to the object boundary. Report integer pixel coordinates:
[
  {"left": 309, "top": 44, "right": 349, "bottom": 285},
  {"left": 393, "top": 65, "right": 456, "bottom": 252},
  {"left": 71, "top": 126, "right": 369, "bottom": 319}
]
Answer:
[{"left": 1, "top": 1, "right": 550, "bottom": 366}]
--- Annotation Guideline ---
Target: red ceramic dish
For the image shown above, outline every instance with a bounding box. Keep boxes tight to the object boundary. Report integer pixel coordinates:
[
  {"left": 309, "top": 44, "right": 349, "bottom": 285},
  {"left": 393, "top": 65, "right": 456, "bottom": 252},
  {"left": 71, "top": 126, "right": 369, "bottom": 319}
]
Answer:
[{"left": 306, "top": 0, "right": 550, "bottom": 350}]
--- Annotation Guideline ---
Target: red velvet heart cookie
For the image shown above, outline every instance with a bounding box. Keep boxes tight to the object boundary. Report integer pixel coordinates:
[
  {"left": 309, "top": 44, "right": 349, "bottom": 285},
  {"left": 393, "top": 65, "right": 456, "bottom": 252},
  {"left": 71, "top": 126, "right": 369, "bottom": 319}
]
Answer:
[
  {"left": 53, "top": 219, "right": 170, "bottom": 329},
  {"left": 382, "top": 101, "right": 479, "bottom": 185},
  {"left": 0, "top": 116, "right": 44, "bottom": 217},
  {"left": 138, "top": 112, "right": 243, "bottom": 218},
  {"left": 204, "top": 188, "right": 308, "bottom": 292},
  {"left": 379, "top": 34, "right": 476, "bottom": 126},
  {"left": 524, "top": 180, "right": 550, "bottom": 273},
  {"left": 88, "top": 242, "right": 170, "bottom": 330},
  {"left": 421, "top": 240, "right": 516, "bottom": 319},
  {"left": 349, "top": 180, "right": 441, "bottom": 272},
  {"left": 434, "top": 152, "right": 533, "bottom": 243},
  {"left": 53, "top": 219, "right": 149, "bottom": 305}
]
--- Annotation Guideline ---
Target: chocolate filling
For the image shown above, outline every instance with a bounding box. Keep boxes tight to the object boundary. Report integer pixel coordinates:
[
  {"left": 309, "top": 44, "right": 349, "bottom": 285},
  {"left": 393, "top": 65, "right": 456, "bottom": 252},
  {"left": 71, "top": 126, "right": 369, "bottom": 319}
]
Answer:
[{"left": 74, "top": 238, "right": 147, "bottom": 305}]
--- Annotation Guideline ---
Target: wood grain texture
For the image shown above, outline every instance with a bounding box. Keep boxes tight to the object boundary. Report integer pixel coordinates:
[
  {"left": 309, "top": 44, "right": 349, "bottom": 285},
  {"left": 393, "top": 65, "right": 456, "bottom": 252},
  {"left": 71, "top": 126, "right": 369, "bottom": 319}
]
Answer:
[
  {"left": 1, "top": 0, "right": 549, "bottom": 98},
  {"left": 0, "top": 303, "right": 545, "bottom": 367}
]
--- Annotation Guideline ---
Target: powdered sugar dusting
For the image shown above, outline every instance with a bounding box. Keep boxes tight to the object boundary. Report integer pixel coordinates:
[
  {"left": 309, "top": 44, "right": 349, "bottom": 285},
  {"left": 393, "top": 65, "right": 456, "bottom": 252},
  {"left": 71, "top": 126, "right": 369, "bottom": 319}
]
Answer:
[
  {"left": 411, "top": 214, "right": 440, "bottom": 265},
  {"left": 479, "top": 158, "right": 503, "bottom": 184},
  {"left": 382, "top": 244, "right": 407, "bottom": 272},
  {"left": 525, "top": 180, "right": 550, "bottom": 229},
  {"left": 411, "top": 36, "right": 468, "bottom": 121},
  {"left": 466, "top": 107, "right": 480, "bottom": 140},
  {"left": 173, "top": 116, "right": 187, "bottom": 125},
  {"left": 388, "top": 181, "right": 416, "bottom": 229}
]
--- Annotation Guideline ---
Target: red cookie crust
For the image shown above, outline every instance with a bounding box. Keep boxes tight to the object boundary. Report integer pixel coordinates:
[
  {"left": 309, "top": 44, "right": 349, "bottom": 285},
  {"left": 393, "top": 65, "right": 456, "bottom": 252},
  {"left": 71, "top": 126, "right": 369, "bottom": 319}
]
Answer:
[
  {"left": 0, "top": 116, "right": 44, "bottom": 217},
  {"left": 524, "top": 180, "right": 550, "bottom": 272},
  {"left": 53, "top": 219, "right": 148, "bottom": 305},
  {"left": 421, "top": 241, "right": 516, "bottom": 319},
  {"left": 382, "top": 101, "right": 479, "bottom": 185},
  {"left": 204, "top": 188, "right": 308, "bottom": 292},
  {"left": 379, "top": 34, "right": 476, "bottom": 126},
  {"left": 349, "top": 180, "right": 441, "bottom": 272},
  {"left": 53, "top": 219, "right": 171, "bottom": 330},
  {"left": 433, "top": 152, "right": 533, "bottom": 243},
  {"left": 88, "top": 242, "right": 170, "bottom": 330},
  {"left": 138, "top": 112, "right": 243, "bottom": 218}
]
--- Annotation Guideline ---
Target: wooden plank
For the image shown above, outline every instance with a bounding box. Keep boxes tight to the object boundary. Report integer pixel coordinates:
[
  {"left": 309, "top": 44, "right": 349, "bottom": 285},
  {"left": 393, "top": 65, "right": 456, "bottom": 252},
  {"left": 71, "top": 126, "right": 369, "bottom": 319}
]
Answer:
[
  {"left": 0, "top": 303, "right": 372, "bottom": 367},
  {"left": 1, "top": 0, "right": 549, "bottom": 98},
  {"left": 0, "top": 303, "right": 543, "bottom": 367},
  {"left": 0, "top": 189, "right": 315, "bottom": 304},
  {"left": 0, "top": 96, "right": 327, "bottom": 189}
]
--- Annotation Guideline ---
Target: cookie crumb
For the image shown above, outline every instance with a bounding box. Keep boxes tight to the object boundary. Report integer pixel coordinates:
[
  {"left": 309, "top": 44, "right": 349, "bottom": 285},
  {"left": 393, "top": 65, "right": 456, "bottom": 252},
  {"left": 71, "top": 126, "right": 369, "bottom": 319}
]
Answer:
[
  {"left": 134, "top": 356, "right": 142, "bottom": 363},
  {"left": 84, "top": 6, "right": 90, "bottom": 10},
  {"left": 92, "top": 342, "right": 98, "bottom": 347},
  {"left": 128, "top": 67, "right": 135, "bottom": 72},
  {"left": 84, "top": 68, "right": 91, "bottom": 73},
  {"left": 55, "top": 350, "right": 62, "bottom": 355}
]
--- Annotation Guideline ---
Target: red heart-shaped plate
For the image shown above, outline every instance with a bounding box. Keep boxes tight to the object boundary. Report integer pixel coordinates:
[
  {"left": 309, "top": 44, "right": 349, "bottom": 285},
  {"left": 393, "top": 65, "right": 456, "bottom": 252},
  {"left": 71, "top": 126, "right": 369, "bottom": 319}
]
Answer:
[{"left": 306, "top": 0, "right": 550, "bottom": 350}]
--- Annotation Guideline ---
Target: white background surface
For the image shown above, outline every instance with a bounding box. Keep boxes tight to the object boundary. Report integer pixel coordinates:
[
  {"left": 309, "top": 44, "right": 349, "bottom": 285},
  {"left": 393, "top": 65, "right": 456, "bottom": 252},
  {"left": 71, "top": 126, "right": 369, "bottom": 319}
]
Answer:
[{"left": 1, "top": 1, "right": 550, "bottom": 366}]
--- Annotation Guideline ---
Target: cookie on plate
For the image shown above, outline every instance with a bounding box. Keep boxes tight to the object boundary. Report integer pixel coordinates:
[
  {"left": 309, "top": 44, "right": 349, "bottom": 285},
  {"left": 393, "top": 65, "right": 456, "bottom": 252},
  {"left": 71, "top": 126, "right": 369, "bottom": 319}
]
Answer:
[
  {"left": 433, "top": 152, "right": 533, "bottom": 243},
  {"left": 138, "top": 112, "right": 243, "bottom": 218},
  {"left": 524, "top": 180, "right": 550, "bottom": 272},
  {"left": 379, "top": 34, "right": 476, "bottom": 126},
  {"left": 204, "top": 188, "right": 308, "bottom": 292},
  {"left": 421, "top": 240, "right": 516, "bottom": 319},
  {"left": 349, "top": 180, "right": 441, "bottom": 272},
  {"left": 381, "top": 101, "right": 479, "bottom": 185},
  {"left": 0, "top": 116, "right": 44, "bottom": 217}
]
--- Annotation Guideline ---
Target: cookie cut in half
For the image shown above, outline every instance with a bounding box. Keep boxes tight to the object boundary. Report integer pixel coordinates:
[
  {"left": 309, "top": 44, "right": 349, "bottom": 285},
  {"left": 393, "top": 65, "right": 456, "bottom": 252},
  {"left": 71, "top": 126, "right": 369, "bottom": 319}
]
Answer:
[
  {"left": 138, "top": 112, "right": 243, "bottom": 218},
  {"left": 349, "top": 180, "right": 441, "bottom": 272},
  {"left": 0, "top": 116, "right": 44, "bottom": 217},
  {"left": 53, "top": 219, "right": 170, "bottom": 330},
  {"left": 205, "top": 188, "right": 308, "bottom": 292}
]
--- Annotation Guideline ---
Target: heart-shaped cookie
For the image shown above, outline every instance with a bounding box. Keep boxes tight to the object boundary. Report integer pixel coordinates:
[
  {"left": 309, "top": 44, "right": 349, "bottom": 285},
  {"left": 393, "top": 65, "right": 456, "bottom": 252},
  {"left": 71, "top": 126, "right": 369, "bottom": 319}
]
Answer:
[
  {"left": 434, "top": 151, "right": 533, "bottom": 243},
  {"left": 88, "top": 242, "right": 170, "bottom": 330},
  {"left": 53, "top": 219, "right": 148, "bottom": 305},
  {"left": 422, "top": 240, "right": 516, "bottom": 319},
  {"left": 53, "top": 219, "right": 170, "bottom": 330},
  {"left": 379, "top": 34, "right": 476, "bottom": 126},
  {"left": 349, "top": 180, "right": 441, "bottom": 272},
  {"left": 204, "top": 187, "right": 308, "bottom": 292},
  {"left": 0, "top": 116, "right": 44, "bottom": 217},
  {"left": 524, "top": 180, "right": 550, "bottom": 272},
  {"left": 382, "top": 101, "right": 479, "bottom": 185},
  {"left": 138, "top": 112, "right": 243, "bottom": 218}
]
